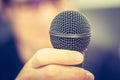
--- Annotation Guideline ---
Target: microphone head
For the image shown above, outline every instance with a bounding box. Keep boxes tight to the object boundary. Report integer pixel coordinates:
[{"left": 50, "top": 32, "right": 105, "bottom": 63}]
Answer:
[{"left": 50, "top": 11, "right": 91, "bottom": 52}]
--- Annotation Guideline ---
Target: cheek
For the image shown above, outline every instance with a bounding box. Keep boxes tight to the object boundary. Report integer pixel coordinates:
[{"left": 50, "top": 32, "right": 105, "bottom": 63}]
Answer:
[
  {"left": 11, "top": 11, "right": 51, "bottom": 48},
  {"left": 10, "top": 2, "right": 72, "bottom": 48},
  {"left": 12, "top": 11, "right": 48, "bottom": 35},
  {"left": 12, "top": 13, "right": 35, "bottom": 39}
]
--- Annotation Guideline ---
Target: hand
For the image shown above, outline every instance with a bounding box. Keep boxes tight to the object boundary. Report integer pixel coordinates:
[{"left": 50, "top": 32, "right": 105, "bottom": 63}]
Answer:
[{"left": 15, "top": 48, "right": 94, "bottom": 80}]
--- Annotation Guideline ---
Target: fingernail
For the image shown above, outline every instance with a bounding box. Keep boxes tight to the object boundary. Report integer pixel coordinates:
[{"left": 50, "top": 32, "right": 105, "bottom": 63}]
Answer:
[
  {"left": 74, "top": 52, "right": 84, "bottom": 62},
  {"left": 86, "top": 72, "right": 94, "bottom": 80}
]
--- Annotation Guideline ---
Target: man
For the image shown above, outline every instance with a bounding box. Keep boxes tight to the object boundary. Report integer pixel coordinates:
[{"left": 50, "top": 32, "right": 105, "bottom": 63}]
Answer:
[{"left": 0, "top": 0, "right": 94, "bottom": 80}]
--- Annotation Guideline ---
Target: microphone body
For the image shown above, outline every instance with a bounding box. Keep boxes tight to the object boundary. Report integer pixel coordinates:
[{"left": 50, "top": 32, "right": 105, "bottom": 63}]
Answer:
[{"left": 50, "top": 11, "right": 91, "bottom": 67}]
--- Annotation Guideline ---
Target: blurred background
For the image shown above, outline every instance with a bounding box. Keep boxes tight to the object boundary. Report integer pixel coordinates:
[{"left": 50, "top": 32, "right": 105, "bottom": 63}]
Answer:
[
  {"left": 0, "top": 0, "right": 120, "bottom": 65},
  {"left": 0, "top": 0, "right": 120, "bottom": 80},
  {"left": 0, "top": 0, "right": 120, "bottom": 49},
  {"left": 73, "top": 0, "right": 120, "bottom": 50}
]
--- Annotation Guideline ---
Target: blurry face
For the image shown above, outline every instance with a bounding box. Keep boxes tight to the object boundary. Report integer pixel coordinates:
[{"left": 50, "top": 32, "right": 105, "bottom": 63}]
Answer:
[{"left": 6, "top": 0, "right": 73, "bottom": 50}]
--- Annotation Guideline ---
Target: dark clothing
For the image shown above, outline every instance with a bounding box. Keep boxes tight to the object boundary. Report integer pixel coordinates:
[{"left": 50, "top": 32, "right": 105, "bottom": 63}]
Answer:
[
  {"left": 84, "top": 46, "right": 120, "bottom": 80},
  {"left": 0, "top": 39, "right": 120, "bottom": 80},
  {"left": 0, "top": 39, "right": 23, "bottom": 80}
]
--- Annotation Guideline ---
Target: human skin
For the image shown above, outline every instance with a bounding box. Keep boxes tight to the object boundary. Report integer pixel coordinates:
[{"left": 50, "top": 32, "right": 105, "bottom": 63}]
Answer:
[{"left": 16, "top": 48, "right": 94, "bottom": 80}]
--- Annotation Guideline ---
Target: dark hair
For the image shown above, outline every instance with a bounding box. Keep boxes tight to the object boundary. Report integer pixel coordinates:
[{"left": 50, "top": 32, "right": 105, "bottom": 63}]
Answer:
[
  {"left": 2, "top": 0, "right": 11, "bottom": 6},
  {"left": 0, "top": 0, "right": 10, "bottom": 13}
]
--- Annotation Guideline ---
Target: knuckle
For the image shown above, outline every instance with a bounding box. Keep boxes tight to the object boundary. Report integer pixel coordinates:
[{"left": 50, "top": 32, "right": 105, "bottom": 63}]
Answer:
[
  {"left": 83, "top": 71, "right": 94, "bottom": 80},
  {"left": 35, "top": 49, "right": 45, "bottom": 55},
  {"left": 46, "top": 65, "right": 59, "bottom": 79},
  {"left": 71, "top": 68, "right": 87, "bottom": 80},
  {"left": 36, "top": 48, "right": 51, "bottom": 53},
  {"left": 34, "top": 48, "right": 52, "bottom": 59},
  {"left": 35, "top": 48, "right": 52, "bottom": 56},
  {"left": 16, "top": 73, "right": 32, "bottom": 80},
  {"left": 16, "top": 68, "right": 34, "bottom": 80},
  {"left": 73, "top": 72, "right": 85, "bottom": 80}
]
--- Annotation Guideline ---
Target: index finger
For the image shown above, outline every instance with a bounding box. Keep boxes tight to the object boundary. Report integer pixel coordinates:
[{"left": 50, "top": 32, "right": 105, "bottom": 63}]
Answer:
[{"left": 28, "top": 48, "right": 84, "bottom": 68}]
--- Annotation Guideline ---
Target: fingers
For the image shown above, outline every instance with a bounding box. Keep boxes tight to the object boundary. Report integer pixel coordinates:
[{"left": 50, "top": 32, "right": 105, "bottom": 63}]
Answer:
[
  {"left": 40, "top": 65, "right": 94, "bottom": 80},
  {"left": 28, "top": 48, "right": 84, "bottom": 68},
  {"left": 16, "top": 65, "right": 94, "bottom": 80},
  {"left": 16, "top": 48, "right": 93, "bottom": 80}
]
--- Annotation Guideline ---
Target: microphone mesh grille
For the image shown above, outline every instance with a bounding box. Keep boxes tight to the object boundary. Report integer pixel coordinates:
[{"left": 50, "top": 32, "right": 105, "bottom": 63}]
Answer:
[
  {"left": 50, "top": 11, "right": 90, "bottom": 34},
  {"left": 50, "top": 11, "right": 91, "bottom": 52}
]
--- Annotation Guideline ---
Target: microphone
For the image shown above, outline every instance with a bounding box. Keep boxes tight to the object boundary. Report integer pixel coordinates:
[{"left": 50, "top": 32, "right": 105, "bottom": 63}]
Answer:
[{"left": 49, "top": 11, "right": 91, "bottom": 67}]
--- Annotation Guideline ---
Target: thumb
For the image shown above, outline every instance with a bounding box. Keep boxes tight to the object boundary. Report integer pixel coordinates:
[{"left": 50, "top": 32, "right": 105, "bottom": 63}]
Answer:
[{"left": 27, "top": 48, "right": 84, "bottom": 68}]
